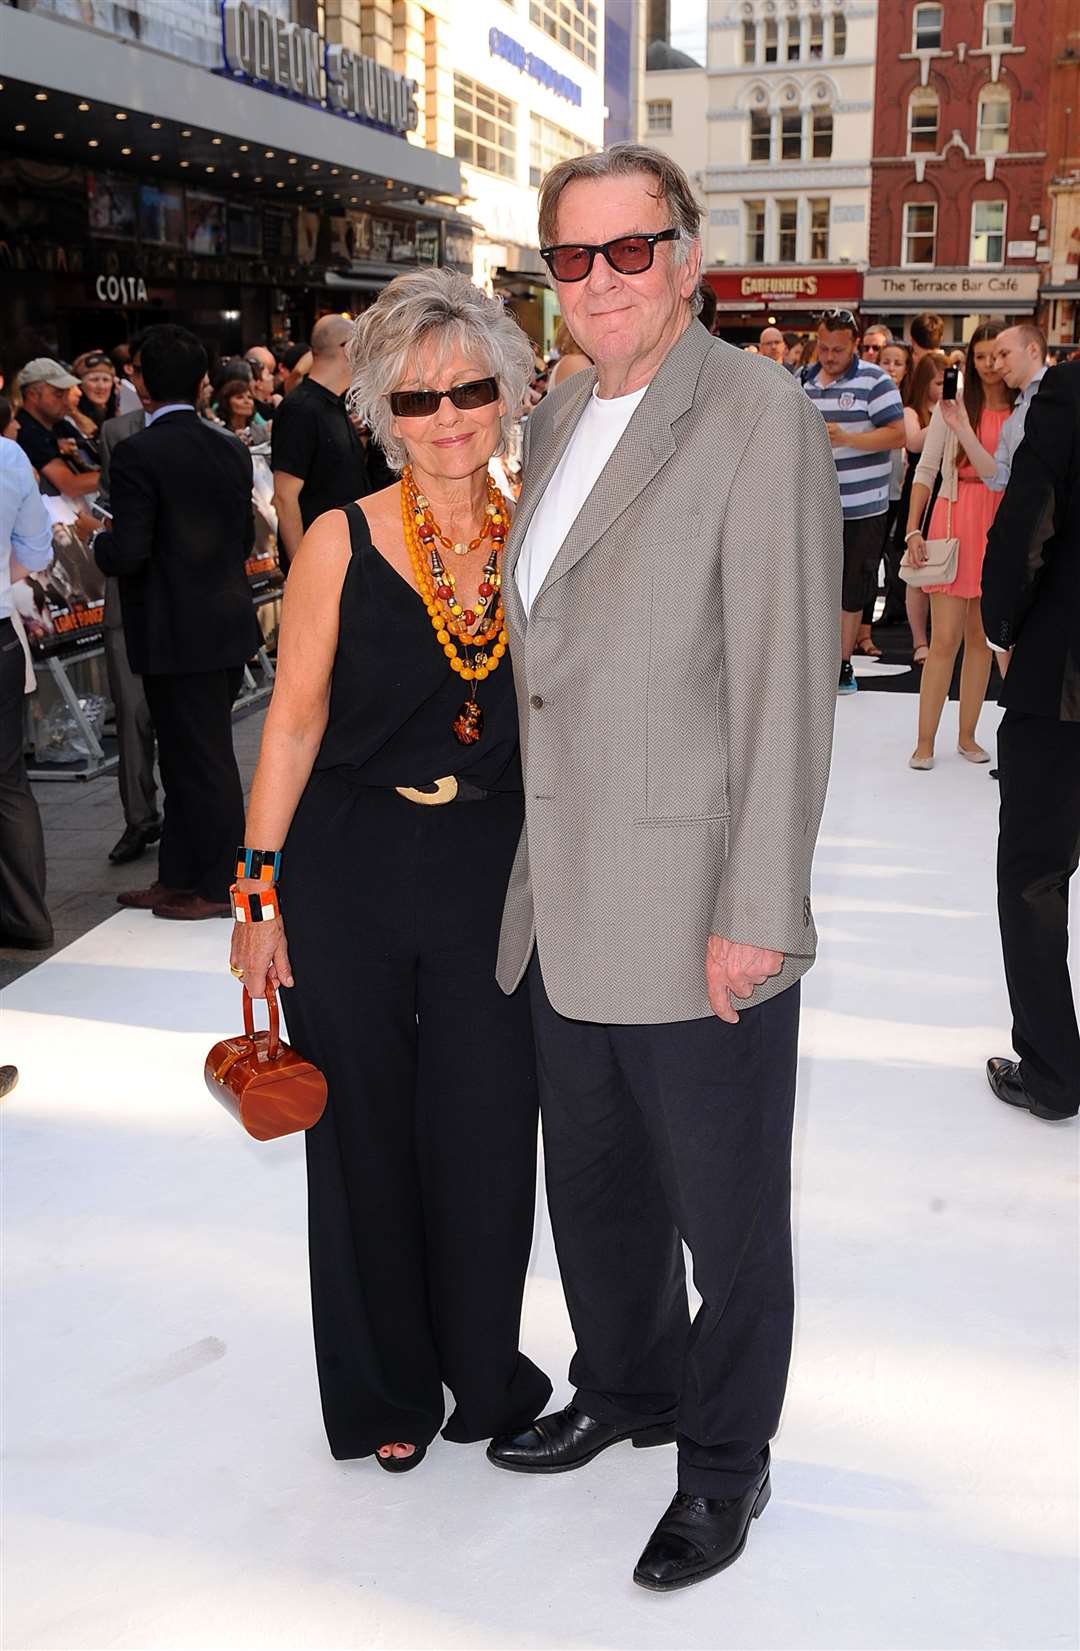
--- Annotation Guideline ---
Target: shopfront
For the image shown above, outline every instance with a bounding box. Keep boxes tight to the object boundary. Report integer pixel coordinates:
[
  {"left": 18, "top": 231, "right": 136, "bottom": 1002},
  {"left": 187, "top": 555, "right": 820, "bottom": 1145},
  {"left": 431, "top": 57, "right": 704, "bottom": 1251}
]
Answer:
[
  {"left": 704, "top": 269, "right": 865, "bottom": 343},
  {"left": 862, "top": 269, "right": 1042, "bottom": 344},
  {"left": 0, "top": 0, "right": 465, "bottom": 371}
]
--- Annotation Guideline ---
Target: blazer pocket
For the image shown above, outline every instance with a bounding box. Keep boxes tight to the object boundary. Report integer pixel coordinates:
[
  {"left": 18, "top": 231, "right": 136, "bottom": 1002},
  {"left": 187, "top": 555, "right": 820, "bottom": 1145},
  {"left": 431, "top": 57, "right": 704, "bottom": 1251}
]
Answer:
[{"left": 640, "top": 566, "right": 729, "bottom": 824}]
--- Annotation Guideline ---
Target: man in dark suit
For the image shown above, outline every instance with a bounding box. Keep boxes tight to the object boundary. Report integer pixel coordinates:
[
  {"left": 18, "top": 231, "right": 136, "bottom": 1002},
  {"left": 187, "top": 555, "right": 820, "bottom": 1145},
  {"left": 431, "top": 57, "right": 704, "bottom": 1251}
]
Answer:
[
  {"left": 95, "top": 324, "right": 260, "bottom": 920},
  {"left": 982, "top": 360, "right": 1080, "bottom": 1122}
]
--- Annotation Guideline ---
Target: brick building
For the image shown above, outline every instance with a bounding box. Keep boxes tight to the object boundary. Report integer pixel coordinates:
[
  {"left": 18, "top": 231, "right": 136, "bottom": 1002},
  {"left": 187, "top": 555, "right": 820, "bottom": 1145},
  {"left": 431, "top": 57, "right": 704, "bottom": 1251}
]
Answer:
[
  {"left": 865, "top": 0, "right": 1052, "bottom": 342},
  {"left": 1042, "top": 0, "right": 1080, "bottom": 345}
]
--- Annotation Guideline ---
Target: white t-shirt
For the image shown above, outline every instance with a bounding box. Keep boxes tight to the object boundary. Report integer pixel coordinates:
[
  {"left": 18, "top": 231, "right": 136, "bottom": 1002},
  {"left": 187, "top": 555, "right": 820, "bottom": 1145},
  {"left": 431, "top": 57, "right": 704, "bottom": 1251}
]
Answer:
[{"left": 516, "top": 383, "right": 647, "bottom": 615}]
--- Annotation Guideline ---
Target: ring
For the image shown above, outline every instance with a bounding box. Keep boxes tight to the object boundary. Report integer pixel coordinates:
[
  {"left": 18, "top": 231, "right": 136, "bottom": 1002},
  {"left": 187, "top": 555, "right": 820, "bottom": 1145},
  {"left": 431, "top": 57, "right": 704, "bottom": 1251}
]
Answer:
[{"left": 230, "top": 964, "right": 245, "bottom": 979}]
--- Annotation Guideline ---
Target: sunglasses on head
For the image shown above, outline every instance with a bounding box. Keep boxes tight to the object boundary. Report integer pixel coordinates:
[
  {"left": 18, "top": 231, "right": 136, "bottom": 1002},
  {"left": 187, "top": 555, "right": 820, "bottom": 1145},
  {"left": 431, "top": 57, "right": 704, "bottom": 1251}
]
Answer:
[
  {"left": 81, "top": 353, "right": 112, "bottom": 371},
  {"left": 818, "top": 309, "right": 858, "bottom": 331},
  {"left": 389, "top": 376, "right": 499, "bottom": 419},
  {"left": 539, "top": 227, "right": 679, "bottom": 284}
]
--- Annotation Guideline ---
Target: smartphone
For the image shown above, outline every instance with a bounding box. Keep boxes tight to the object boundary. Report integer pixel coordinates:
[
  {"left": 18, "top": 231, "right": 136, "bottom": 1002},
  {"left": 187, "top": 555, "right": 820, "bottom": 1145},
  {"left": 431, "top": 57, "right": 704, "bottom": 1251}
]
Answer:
[
  {"left": 90, "top": 501, "right": 113, "bottom": 522},
  {"left": 942, "top": 365, "right": 960, "bottom": 401}
]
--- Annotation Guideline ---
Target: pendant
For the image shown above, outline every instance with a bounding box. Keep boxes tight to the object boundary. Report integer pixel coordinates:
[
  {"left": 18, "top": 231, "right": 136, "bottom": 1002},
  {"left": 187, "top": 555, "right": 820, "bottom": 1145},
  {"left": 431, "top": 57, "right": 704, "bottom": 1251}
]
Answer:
[
  {"left": 452, "top": 540, "right": 469, "bottom": 557},
  {"left": 452, "top": 697, "right": 484, "bottom": 746}
]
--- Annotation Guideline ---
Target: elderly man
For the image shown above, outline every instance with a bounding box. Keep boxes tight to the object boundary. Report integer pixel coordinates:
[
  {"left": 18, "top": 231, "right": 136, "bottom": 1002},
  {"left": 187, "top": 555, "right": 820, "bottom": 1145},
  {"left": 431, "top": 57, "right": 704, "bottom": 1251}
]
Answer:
[
  {"left": 758, "top": 325, "right": 786, "bottom": 363},
  {"left": 485, "top": 144, "right": 842, "bottom": 1591}
]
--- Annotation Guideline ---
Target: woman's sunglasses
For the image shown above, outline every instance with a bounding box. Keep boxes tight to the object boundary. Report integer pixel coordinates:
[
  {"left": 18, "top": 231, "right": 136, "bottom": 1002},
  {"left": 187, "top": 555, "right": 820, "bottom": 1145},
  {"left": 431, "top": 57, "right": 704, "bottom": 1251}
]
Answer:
[
  {"left": 389, "top": 377, "right": 499, "bottom": 419},
  {"left": 539, "top": 227, "right": 679, "bottom": 284}
]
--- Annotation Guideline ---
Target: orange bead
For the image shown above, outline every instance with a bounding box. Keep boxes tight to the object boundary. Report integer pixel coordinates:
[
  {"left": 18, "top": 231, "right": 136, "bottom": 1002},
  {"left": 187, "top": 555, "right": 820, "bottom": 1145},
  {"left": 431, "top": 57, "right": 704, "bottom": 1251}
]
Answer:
[
  {"left": 451, "top": 657, "right": 463, "bottom": 673},
  {"left": 460, "top": 666, "right": 474, "bottom": 681},
  {"left": 443, "top": 642, "right": 456, "bottom": 658}
]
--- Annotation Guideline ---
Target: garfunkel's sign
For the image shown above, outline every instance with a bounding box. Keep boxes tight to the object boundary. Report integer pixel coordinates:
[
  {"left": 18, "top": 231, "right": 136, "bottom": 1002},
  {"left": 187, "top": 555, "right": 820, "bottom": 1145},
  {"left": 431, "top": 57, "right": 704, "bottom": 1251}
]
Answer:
[{"left": 222, "top": 0, "right": 418, "bottom": 136}]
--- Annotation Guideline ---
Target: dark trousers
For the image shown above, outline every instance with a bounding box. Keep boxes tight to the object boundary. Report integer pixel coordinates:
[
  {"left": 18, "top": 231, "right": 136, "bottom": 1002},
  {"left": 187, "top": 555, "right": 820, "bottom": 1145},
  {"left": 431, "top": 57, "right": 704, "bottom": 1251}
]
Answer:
[
  {"left": 863, "top": 500, "right": 907, "bottom": 625},
  {"left": 279, "top": 778, "right": 551, "bottom": 1458},
  {"left": 528, "top": 958, "right": 800, "bottom": 1499},
  {"left": 104, "top": 616, "right": 158, "bottom": 832},
  {"left": 0, "top": 619, "right": 51, "bottom": 945},
  {"left": 142, "top": 668, "right": 244, "bottom": 902},
  {"left": 997, "top": 709, "right": 1080, "bottom": 1115}
]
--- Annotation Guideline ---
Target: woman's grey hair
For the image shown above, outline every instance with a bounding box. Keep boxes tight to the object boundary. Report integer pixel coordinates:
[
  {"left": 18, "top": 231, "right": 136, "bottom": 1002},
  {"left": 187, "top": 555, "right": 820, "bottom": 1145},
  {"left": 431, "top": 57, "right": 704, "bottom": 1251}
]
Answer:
[
  {"left": 537, "top": 142, "right": 703, "bottom": 316},
  {"left": 347, "top": 268, "right": 536, "bottom": 472}
]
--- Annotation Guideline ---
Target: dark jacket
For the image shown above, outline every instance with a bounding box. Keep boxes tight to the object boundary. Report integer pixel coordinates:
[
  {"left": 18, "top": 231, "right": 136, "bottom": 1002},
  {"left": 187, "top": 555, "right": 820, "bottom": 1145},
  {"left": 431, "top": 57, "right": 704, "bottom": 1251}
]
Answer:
[
  {"left": 983, "top": 361, "right": 1080, "bottom": 722},
  {"left": 94, "top": 409, "right": 260, "bottom": 676},
  {"left": 98, "top": 407, "right": 145, "bottom": 631}
]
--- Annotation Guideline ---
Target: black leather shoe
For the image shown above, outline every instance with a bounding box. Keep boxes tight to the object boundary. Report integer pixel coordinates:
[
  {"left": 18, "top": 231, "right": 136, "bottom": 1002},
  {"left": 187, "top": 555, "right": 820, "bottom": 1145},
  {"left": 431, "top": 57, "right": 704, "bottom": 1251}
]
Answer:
[
  {"left": 633, "top": 1471, "right": 772, "bottom": 1592},
  {"left": 486, "top": 1403, "right": 676, "bottom": 1474},
  {"left": 109, "top": 823, "right": 161, "bottom": 866},
  {"left": 987, "top": 1057, "right": 1074, "bottom": 1122}
]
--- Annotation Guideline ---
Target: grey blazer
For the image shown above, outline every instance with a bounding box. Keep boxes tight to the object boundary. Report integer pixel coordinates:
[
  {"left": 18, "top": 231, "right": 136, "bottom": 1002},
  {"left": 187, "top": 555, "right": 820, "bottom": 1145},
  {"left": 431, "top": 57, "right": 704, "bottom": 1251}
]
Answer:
[
  {"left": 99, "top": 409, "right": 145, "bottom": 630},
  {"left": 495, "top": 320, "right": 843, "bottom": 1024}
]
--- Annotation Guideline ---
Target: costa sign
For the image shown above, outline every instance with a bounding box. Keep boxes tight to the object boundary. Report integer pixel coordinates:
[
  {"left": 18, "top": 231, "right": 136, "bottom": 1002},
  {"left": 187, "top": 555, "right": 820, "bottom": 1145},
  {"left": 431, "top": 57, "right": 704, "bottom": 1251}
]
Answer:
[
  {"left": 95, "top": 273, "right": 148, "bottom": 304},
  {"left": 222, "top": 0, "right": 418, "bottom": 135}
]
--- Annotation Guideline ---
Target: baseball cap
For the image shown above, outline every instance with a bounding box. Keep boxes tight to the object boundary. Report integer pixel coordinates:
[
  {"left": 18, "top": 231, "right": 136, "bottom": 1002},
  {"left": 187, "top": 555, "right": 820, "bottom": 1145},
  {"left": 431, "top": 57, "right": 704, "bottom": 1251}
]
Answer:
[{"left": 17, "top": 357, "right": 80, "bottom": 391}]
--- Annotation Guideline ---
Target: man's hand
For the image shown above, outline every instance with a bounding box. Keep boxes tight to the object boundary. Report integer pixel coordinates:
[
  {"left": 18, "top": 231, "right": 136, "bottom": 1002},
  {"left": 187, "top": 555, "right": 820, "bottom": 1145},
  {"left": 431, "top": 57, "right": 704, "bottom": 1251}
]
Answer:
[
  {"left": 706, "top": 935, "right": 784, "bottom": 1025},
  {"left": 824, "top": 421, "right": 846, "bottom": 447}
]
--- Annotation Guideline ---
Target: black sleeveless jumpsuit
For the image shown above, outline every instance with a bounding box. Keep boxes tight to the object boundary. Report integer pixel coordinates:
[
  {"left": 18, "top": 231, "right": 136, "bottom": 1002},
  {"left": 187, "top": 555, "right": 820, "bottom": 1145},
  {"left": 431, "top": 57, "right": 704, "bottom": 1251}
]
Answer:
[{"left": 278, "top": 504, "right": 552, "bottom": 1458}]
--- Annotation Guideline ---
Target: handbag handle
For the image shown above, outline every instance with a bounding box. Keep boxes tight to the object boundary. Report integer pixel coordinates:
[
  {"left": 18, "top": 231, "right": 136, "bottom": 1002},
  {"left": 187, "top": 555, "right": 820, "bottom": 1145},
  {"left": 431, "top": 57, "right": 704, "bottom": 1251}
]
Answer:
[{"left": 242, "top": 984, "right": 281, "bottom": 1060}]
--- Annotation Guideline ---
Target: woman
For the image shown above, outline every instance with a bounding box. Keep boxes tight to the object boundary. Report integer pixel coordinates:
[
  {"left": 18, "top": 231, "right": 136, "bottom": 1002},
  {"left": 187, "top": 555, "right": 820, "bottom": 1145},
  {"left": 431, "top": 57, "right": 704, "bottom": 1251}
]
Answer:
[
  {"left": 898, "top": 349, "right": 947, "bottom": 664},
  {"left": 73, "top": 351, "right": 119, "bottom": 430},
  {"left": 905, "top": 323, "right": 1014, "bottom": 768},
  {"left": 213, "top": 377, "right": 266, "bottom": 442},
  {"left": 229, "top": 268, "right": 552, "bottom": 1472},
  {"left": 871, "top": 339, "right": 915, "bottom": 633}
]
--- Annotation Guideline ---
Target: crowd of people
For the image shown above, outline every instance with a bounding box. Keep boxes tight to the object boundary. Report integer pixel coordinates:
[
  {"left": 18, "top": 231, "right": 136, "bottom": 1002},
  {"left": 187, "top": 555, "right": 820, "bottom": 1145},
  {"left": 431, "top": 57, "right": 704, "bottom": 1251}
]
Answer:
[{"left": 0, "top": 139, "right": 1076, "bottom": 1599}]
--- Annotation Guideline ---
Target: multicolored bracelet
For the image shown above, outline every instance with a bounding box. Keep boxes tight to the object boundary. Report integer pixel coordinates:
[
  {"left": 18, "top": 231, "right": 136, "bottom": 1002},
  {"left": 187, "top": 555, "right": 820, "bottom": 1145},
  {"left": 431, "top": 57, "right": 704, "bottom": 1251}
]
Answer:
[
  {"left": 230, "top": 883, "right": 281, "bottom": 924},
  {"left": 235, "top": 846, "right": 282, "bottom": 884}
]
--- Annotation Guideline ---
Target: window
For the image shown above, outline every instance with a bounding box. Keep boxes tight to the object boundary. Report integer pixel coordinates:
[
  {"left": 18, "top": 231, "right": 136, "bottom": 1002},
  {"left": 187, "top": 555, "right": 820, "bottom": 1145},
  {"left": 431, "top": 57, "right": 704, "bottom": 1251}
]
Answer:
[
  {"left": 745, "top": 199, "right": 766, "bottom": 263},
  {"left": 750, "top": 108, "right": 772, "bottom": 161},
  {"left": 646, "top": 99, "right": 673, "bottom": 134},
  {"left": 812, "top": 105, "right": 834, "bottom": 157},
  {"left": 913, "top": 4, "right": 943, "bottom": 50},
  {"left": 777, "top": 199, "right": 798, "bottom": 261},
  {"left": 530, "top": 113, "right": 588, "bottom": 189},
  {"left": 454, "top": 72, "right": 516, "bottom": 179},
  {"left": 742, "top": 19, "right": 757, "bottom": 62},
  {"left": 764, "top": 18, "right": 779, "bottom": 61},
  {"left": 902, "top": 200, "right": 937, "bottom": 265},
  {"left": 781, "top": 109, "right": 803, "bottom": 160},
  {"left": 976, "top": 86, "right": 1010, "bottom": 152},
  {"left": 528, "top": 0, "right": 598, "bottom": 70},
  {"left": 907, "top": 88, "right": 940, "bottom": 152},
  {"left": 833, "top": 12, "right": 847, "bottom": 56},
  {"left": 786, "top": 16, "right": 801, "bottom": 59},
  {"left": 810, "top": 197, "right": 830, "bottom": 260},
  {"left": 983, "top": 0, "right": 1014, "bottom": 46},
  {"left": 971, "top": 199, "right": 1007, "bottom": 263},
  {"left": 809, "top": 14, "right": 824, "bottom": 57}
]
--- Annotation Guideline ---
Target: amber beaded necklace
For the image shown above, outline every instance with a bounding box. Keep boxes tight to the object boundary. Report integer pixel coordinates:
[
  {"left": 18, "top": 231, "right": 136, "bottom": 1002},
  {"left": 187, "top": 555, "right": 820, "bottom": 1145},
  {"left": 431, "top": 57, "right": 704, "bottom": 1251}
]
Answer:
[{"left": 400, "top": 464, "right": 509, "bottom": 746}]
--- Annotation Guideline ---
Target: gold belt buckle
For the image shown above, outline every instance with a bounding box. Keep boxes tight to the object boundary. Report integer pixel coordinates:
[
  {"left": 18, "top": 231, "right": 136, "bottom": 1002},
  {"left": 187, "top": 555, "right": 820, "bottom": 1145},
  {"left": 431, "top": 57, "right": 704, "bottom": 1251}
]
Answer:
[{"left": 395, "top": 776, "right": 459, "bottom": 806}]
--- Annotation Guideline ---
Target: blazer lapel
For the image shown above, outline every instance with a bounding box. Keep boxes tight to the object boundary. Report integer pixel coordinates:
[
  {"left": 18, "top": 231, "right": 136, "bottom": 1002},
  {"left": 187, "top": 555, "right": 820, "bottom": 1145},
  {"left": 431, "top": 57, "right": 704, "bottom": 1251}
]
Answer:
[
  {"left": 504, "top": 371, "right": 596, "bottom": 634},
  {"left": 531, "top": 320, "right": 714, "bottom": 612}
]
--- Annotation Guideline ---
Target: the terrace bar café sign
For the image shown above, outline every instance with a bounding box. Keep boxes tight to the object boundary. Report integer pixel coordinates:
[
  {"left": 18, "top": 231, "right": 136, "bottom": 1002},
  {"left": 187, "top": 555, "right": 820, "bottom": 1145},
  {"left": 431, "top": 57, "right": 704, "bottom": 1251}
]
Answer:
[{"left": 222, "top": 0, "right": 418, "bottom": 135}]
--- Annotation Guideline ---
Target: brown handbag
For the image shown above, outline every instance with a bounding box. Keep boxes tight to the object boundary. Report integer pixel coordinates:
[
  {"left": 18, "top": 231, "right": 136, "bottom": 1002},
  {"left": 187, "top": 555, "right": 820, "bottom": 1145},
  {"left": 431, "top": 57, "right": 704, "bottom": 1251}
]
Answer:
[{"left": 204, "top": 986, "right": 327, "bottom": 1141}]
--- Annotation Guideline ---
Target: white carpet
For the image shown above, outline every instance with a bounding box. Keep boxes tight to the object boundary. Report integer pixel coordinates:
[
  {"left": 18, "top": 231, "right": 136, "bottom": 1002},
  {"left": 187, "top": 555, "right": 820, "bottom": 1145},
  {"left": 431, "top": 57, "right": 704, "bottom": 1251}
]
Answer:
[{"left": 4, "top": 690, "right": 1078, "bottom": 1651}]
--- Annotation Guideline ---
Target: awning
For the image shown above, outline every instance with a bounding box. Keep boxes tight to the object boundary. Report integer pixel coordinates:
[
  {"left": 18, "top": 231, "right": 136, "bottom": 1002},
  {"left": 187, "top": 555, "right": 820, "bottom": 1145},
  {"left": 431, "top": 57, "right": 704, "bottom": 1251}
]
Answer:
[{"left": 1040, "top": 284, "right": 1080, "bottom": 298}]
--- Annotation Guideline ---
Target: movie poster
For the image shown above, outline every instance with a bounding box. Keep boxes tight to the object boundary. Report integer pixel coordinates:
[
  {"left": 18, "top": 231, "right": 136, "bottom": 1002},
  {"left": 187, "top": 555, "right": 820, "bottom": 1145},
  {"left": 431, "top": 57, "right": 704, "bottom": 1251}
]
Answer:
[
  {"left": 20, "top": 496, "right": 107, "bottom": 655},
  {"left": 87, "top": 173, "right": 137, "bottom": 240}
]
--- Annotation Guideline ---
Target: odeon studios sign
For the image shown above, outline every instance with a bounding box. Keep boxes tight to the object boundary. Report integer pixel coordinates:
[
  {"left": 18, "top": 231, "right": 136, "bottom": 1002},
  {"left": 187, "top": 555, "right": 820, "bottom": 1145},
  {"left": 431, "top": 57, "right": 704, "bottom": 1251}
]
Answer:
[{"left": 222, "top": 0, "right": 418, "bottom": 137}]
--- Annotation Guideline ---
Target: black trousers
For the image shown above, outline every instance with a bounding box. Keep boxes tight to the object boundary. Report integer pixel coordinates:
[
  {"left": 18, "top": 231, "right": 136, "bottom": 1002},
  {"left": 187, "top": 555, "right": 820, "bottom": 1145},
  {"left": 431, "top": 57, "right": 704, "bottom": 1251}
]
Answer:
[
  {"left": 142, "top": 668, "right": 244, "bottom": 902},
  {"left": 104, "top": 613, "right": 158, "bottom": 832},
  {"left": 279, "top": 777, "right": 551, "bottom": 1459},
  {"left": 529, "top": 957, "right": 800, "bottom": 1499},
  {"left": 997, "top": 709, "right": 1080, "bottom": 1115},
  {"left": 0, "top": 619, "right": 51, "bottom": 945}
]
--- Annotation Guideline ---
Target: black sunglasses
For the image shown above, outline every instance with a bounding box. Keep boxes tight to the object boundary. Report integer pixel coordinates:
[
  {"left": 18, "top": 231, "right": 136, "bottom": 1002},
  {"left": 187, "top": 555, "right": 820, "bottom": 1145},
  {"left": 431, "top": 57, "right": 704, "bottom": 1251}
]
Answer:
[
  {"left": 539, "top": 227, "right": 679, "bottom": 284},
  {"left": 818, "top": 308, "right": 859, "bottom": 331},
  {"left": 389, "top": 376, "right": 499, "bottom": 419}
]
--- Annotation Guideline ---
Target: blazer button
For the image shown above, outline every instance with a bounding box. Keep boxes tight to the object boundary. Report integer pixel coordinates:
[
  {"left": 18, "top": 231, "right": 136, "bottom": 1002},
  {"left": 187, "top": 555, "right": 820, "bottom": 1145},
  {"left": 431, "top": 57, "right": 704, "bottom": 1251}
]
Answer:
[{"left": 530, "top": 694, "right": 544, "bottom": 709}]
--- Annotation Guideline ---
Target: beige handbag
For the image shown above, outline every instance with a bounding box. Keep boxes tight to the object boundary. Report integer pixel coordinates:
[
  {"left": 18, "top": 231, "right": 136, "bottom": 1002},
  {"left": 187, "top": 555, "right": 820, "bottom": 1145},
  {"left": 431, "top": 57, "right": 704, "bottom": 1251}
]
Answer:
[{"left": 900, "top": 437, "right": 959, "bottom": 589}]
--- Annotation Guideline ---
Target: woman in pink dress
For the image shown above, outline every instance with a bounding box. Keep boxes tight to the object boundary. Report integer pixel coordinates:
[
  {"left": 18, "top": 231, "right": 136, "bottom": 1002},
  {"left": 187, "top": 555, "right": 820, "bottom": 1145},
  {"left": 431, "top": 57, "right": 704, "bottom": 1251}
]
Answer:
[{"left": 904, "top": 322, "right": 1014, "bottom": 768}]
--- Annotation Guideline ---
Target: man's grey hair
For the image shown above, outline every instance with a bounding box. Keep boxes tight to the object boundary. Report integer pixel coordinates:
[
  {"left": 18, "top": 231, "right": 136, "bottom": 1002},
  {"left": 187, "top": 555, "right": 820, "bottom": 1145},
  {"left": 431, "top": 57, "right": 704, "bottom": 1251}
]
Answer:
[
  {"left": 347, "top": 268, "right": 535, "bottom": 472},
  {"left": 537, "top": 142, "right": 703, "bottom": 316}
]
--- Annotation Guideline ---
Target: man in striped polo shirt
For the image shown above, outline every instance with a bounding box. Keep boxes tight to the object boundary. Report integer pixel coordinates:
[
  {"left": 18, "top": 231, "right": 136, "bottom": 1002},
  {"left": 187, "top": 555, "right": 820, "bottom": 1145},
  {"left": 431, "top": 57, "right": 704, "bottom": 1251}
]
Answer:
[{"left": 802, "top": 309, "right": 906, "bottom": 694}]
